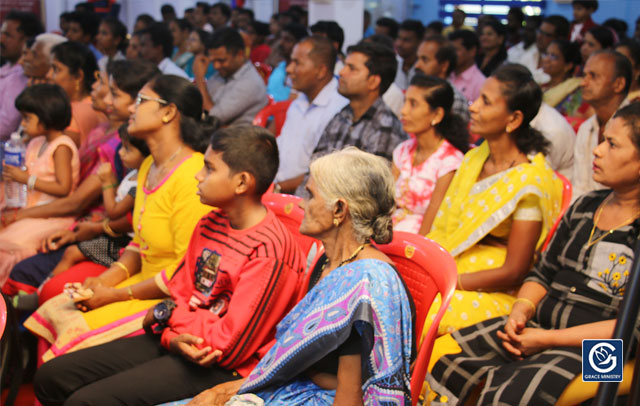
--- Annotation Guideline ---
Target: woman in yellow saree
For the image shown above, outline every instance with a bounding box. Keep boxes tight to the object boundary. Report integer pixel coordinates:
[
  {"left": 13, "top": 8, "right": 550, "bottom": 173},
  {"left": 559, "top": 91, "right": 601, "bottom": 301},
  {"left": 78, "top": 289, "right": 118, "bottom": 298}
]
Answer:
[{"left": 424, "top": 64, "right": 563, "bottom": 338}]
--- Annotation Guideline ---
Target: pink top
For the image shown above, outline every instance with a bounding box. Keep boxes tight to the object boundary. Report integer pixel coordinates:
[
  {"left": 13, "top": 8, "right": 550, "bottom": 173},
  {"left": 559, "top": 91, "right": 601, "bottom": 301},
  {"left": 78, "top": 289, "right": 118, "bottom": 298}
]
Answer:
[
  {"left": 25, "top": 135, "right": 80, "bottom": 207},
  {"left": 78, "top": 122, "right": 119, "bottom": 181},
  {"left": 68, "top": 97, "right": 107, "bottom": 147},
  {"left": 449, "top": 64, "right": 486, "bottom": 105},
  {"left": 392, "top": 138, "right": 464, "bottom": 234}
]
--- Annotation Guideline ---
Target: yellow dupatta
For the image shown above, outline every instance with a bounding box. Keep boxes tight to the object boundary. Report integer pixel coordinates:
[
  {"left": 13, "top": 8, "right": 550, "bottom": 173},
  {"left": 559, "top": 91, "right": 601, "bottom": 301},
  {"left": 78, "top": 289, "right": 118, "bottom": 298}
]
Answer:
[
  {"left": 543, "top": 77, "right": 582, "bottom": 108},
  {"left": 427, "top": 142, "right": 563, "bottom": 259}
]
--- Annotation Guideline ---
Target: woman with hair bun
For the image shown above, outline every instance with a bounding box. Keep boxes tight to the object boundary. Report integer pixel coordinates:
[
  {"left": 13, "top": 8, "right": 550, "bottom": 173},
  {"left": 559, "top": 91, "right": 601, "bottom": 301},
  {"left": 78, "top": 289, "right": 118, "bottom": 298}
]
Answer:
[
  {"left": 393, "top": 73, "right": 468, "bottom": 235},
  {"left": 181, "top": 147, "right": 415, "bottom": 406},
  {"left": 424, "top": 64, "right": 563, "bottom": 337},
  {"left": 25, "top": 75, "right": 215, "bottom": 361}
]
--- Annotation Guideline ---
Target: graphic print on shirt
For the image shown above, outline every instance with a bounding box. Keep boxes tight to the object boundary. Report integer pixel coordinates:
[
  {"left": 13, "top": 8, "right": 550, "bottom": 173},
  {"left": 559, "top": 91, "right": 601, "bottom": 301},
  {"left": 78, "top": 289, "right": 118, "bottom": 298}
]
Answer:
[{"left": 189, "top": 248, "right": 221, "bottom": 309}]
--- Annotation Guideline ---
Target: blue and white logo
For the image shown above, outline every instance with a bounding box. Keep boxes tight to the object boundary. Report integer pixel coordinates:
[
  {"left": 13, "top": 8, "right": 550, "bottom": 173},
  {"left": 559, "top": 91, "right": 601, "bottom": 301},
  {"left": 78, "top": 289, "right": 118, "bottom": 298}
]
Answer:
[{"left": 582, "top": 339, "right": 623, "bottom": 382}]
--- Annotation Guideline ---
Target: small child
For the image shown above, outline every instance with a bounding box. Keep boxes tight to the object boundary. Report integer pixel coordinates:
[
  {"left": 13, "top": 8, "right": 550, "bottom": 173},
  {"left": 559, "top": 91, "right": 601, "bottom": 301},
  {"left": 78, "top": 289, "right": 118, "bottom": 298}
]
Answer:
[
  {"left": 570, "top": 0, "right": 598, "bottom": 42},
  {"left": 11, "top": 125, "right": 149, "bottom": 310},
  {"left": 0, "top": 84, "right": 80, "bottom": 286},
  {"left": 2, "top": 84, "right": 79, "bottom": 218},
  {"left": 52, "top": 124, "right": 150, "bottom": 275}
]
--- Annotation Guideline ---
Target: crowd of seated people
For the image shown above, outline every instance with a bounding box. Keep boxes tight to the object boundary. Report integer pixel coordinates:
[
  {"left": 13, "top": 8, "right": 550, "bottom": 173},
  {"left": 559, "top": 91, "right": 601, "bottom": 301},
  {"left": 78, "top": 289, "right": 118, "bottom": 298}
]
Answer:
[{"left": 0, "top": 1, "right": 640, "bottom": 405}]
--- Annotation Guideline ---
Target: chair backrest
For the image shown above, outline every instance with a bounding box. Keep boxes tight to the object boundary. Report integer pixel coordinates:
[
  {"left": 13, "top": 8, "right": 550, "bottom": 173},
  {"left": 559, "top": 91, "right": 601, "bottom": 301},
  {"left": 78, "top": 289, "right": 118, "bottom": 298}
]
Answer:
[
  {"left": 254, "top": 61, "right": 272, "bottom": 84},
  {"left": 253, "top": 99, "right": 293, "bottom": 136},
  {"left": 542, "top": 172, "right": 573, "bottom": 252},
  {"left": 261, "top": 193, "right": 319, "bottom": 260},
  {"left": 375, "top": 231, "right": 458, "bottom": 406}
]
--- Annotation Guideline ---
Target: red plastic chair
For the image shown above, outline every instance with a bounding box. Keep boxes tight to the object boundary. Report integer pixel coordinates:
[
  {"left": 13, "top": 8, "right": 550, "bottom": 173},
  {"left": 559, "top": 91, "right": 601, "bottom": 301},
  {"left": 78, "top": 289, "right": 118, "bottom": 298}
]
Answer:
[
  {"left": 541, "top": 172, "right": 573, "bottom": 252},
  {"left": 254, "top": 61, "right": 273, "bottom": 85},
  {"left": 374, "top": 231, "right": 458, "bottom": 406},
  {"left": 0, "top": 294, "right": 6, "bottom": 339},
  {"left": 261, "top": 193, "right": 319, "bottom": 259},
  {"left": 253, "top": 98, "right": 293, "bottom": 137},
  {"left": 299, "top": 232, "right": 457, "bottom": 405}
]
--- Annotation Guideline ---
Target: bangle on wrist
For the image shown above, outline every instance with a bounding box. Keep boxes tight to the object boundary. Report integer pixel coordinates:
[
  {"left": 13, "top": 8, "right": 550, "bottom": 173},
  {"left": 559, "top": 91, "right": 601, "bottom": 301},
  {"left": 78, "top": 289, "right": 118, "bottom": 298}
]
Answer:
[
  {"left": 102, "top": 183, "right": 117, "bottom": 191},
  {"left": 102, "top": 218, "right": 121, "bottom": 238},
  {"left": 113, "top": 261, "right": 131, "bottom": 279},
  {"left": 514, "top": 297, "right": 536, "bottom": 315},
  {"left": 457, "top": 273, "right": 465, "bottom": 291},
  {"left": 27, "top": 175, "right": 37, "bottom": 190},
  {"left": 127, "top": 285, "right": 135, "bottom": 300}
]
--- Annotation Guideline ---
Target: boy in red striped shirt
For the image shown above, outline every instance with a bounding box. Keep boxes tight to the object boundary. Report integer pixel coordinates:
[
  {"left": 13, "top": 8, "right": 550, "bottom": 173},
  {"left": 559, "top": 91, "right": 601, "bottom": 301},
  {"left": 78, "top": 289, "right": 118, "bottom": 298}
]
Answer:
[{"left": 35, "top": 125, "right": 306, "bottom": 405}]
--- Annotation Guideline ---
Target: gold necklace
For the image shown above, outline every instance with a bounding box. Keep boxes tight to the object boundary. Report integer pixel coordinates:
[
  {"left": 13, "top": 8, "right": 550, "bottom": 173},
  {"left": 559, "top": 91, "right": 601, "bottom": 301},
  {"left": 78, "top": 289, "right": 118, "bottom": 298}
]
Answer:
[
  {"left": 146, "top": 146, "right": 184, "bottom": 189},
  {"left": 587, "top": 194, "right": 639, "bottom": 248},
  {"left": 337, "top": 243, "right": 369, "bottom": 268},
  {"left": 322, "top": 243, "right": 370, "bottom": 271}
]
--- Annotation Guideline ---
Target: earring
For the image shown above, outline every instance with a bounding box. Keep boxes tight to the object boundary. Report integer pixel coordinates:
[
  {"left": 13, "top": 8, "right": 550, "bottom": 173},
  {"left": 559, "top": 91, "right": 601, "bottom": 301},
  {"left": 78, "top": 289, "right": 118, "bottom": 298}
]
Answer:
[
  {"left": 431, "top": 120, "right": 437, "bottom": 126},
  {"left": 333, "top": 218, "right": 340, "bottom": 227},
  {"left": 162, "top": 117, "right": 169, "bottom": 123}
]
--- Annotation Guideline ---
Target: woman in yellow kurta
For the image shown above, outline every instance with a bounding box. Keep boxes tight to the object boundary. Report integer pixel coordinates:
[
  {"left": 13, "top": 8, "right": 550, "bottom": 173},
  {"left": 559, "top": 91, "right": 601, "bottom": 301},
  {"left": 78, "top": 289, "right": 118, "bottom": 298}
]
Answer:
[
  {"left": 423, "top": 64, "right": 563, "bottom": 338},
  {"left": 25, "top": 75, "right": 215, "bottom": 361}
]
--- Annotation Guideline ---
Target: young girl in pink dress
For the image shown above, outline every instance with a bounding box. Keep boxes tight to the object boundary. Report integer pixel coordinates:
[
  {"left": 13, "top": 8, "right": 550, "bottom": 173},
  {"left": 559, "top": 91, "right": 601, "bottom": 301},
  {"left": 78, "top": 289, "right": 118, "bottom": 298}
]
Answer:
[
  {"left": 0, "top": 84, "right": 80, "bottom": 285},
  {"left": 392, "top": 74, "right": 469, "bottom": 235}
]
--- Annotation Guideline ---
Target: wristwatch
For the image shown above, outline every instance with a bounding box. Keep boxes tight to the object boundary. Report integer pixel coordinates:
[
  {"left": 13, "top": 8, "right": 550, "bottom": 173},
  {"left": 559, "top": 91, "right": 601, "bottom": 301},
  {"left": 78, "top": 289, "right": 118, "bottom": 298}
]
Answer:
[
  {"left": 145, "top": 299, "right": 176, "bottom": 335},
  {"left": 154, "top": 299, "right": 177, "bottom": 327}
]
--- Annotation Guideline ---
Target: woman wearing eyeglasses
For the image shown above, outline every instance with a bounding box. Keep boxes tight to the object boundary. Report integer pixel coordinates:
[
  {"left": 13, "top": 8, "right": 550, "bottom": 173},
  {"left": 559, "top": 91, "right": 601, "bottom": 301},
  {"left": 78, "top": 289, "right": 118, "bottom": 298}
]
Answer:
[
  {"left": 542, "top": 39, "right": 591, "bottom": 132},
  {"left": 1, "top": 60, "right": 157, "bottom": 301},
  {"left": 24, "top": 75, "right": 215, "bottom": 362}
]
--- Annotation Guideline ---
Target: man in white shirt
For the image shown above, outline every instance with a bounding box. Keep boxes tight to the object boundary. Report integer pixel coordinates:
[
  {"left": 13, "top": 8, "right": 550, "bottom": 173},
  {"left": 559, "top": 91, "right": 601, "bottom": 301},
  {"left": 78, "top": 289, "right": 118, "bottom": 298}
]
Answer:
[
  {"left": 572, "top": 50, "right": 632, "bottom": 200},
  {"left": 194, "top": 2, "right": 214, "bottom": 32},
  {"left": 394, "top": 20, "right": 423, "bottom": 90},
  {"left": 274, "top": 36, "right": 348, "bottom": 193},
  {"left": 138, "top": 23, "right": 189, "bottom": 79},
  {"left": 530, "top": 103, "right": 576, "bottom": 178},
  {"left": 507, "top": 16, "right": 541, "bottom": 67},
  {"left": 510, "top": 15, "right": 569, "bottom": 85}
]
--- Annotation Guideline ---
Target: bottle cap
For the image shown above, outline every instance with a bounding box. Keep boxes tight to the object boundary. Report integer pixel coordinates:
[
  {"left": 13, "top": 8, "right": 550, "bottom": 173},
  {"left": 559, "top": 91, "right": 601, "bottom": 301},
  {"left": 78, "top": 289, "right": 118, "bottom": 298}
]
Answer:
[{"left": 10, "top": 132, "right": 21, "bottom": 140}]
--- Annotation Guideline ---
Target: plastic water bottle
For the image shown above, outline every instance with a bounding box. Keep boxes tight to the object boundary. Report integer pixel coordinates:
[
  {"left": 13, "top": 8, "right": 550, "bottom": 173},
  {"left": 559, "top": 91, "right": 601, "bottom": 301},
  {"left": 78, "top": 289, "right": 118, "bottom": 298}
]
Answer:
[{"left": 4, "top": 132, "right": 27, "bottom": 208}]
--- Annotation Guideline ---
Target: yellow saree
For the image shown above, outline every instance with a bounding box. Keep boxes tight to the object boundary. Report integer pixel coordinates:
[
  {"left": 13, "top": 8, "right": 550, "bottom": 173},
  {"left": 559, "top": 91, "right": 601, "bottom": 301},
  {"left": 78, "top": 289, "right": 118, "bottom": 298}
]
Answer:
[{"left": 423, "top": 142, "right": 562, "bottom": 336}]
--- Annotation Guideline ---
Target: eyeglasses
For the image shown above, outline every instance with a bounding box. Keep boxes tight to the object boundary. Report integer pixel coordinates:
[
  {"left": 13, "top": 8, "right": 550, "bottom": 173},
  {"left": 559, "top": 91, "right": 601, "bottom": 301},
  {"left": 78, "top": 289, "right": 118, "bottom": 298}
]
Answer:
[
  {"left": 537, "top": 29, "right": 555, "bottom": 38},
  {"left": 542, "top": 52, "right": 560, "bottom": 61},
  {"left": 135, "top": 93, "right": 168, "bottom": 106}
]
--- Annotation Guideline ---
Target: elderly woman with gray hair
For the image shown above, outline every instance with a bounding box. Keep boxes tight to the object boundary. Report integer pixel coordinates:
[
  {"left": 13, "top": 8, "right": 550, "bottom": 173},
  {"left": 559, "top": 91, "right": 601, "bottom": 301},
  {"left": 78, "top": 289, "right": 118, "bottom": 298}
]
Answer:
[{"left": 178, "top": 147, "right": 415, "bottom": 406}]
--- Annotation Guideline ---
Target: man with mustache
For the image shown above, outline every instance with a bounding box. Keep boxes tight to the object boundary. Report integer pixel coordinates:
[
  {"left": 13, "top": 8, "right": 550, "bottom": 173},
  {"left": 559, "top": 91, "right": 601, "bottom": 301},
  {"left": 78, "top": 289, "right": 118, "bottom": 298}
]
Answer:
[{"left": 0, "top": 10, "right": 43, "bottom": 140}]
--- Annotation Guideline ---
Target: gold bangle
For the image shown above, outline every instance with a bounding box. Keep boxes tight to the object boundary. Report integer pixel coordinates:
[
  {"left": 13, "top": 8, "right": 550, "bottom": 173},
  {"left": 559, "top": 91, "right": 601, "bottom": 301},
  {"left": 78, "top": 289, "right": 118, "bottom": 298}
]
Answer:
[
  {"left": 514, "top": 297, "right": 536, "bottom": 314},
  {"left": 113, "top": 261, "right": 131, "bottom": 279},
  {"left": 102, "top": 183, "right": 117, "bottom": 191},
  {"left": 457, "top": 273, "right": 465, "bottom": 291},
  {"left": 103, "top": 218, "right": 121, "bottom": 238},
  {"left": 127, "top": 285, "right": 135, "bottom": 300}
]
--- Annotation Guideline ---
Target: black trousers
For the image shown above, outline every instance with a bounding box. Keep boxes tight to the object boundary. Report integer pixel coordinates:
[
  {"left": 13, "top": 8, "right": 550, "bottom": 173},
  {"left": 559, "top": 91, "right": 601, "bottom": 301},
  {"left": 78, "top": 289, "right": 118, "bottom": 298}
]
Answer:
[{"left": 34, "top": 334, "right": 241, "bottom": 406}]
